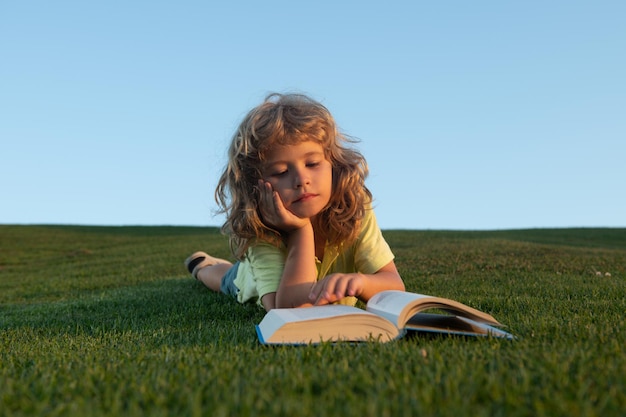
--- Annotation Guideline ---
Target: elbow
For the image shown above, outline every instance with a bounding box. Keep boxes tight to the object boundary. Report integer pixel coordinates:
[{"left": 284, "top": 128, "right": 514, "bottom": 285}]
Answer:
[
  {"left": 275, "top": 283, "right": 315, "bottom": 309},
  {"left": 263, "top": 291, "right": 312, "bottom": 310},
  {"left": 274, "top": 292, "right": 289, "bottom": 308},
  {"left": 275, "top": 297, "right": 313, "bottom": 309},
  {"left": 396, "top": 275, "right": 406, "bottom": 292},
  {"left": 275, "top": 291, "right": 313, "bottom": 309},
  {"left": 396, "top": 275, "right": 406, "bottom": 291}
]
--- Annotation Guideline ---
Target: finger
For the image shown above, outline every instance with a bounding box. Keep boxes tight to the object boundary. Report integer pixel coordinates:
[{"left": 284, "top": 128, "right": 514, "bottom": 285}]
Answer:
[
  {"left": 330, "top": 277, "right": 350, "bottom": 300},
  {"left": 271, "top": 190, "right": 290, "bottom": 218},
  {"left": 345, "top": 277, "right": 363, "bottom": 297},
  {"left": 257, "top": 181, "right": 275, "bottom": 220},
  {"left": 308, "top": 280, "right": 323, "bottom": 302},
  {"left": 260, "top": 180, "right": 273, "bottom": 205},
  {"left": 309, "top": 280, "right": 332, "bottom": 305},
  {"left": 312, "top": 276, "right": 346, "bottom": 305},
  {"left": 314, "top": 292, "right": 333, "bottom": 306}
]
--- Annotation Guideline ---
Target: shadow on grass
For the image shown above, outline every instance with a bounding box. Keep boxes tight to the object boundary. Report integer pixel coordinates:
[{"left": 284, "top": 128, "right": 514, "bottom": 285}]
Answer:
[{"left": 0, "top": 278, "right": 266, "bottom": 347}]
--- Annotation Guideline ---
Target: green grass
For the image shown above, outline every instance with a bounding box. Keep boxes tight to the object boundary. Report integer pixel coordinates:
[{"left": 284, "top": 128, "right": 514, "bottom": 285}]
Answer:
[{"left": 1, "top": 225, "right": 625, "bottom": 417}]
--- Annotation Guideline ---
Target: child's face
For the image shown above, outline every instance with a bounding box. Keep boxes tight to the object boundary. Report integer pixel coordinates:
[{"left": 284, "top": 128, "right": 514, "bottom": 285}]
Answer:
[{"left": 261, "top": 141, "right": 333, "bottom": 220}]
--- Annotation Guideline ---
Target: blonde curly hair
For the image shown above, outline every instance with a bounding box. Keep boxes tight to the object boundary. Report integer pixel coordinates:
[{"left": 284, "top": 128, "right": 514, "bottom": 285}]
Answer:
[{"left": 216, "top": 93, "right": 372, "bottom": 259}]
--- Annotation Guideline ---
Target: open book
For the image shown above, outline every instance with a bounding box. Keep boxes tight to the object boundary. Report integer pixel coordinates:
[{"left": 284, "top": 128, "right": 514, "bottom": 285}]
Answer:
[{"left": 256, "top": 290, "right": 513, "bottom": 344}]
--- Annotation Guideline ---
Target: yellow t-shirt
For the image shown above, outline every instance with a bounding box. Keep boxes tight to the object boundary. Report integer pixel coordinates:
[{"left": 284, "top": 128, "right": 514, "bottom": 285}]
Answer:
[{"left": 233, "top": 207, "right": 394, "bottom": 307}]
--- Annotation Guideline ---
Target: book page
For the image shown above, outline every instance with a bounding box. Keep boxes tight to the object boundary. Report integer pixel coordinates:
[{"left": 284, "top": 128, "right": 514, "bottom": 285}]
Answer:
[
  {"left": 367, "top": 290, "right": 501, "bottom": 328},
  {"left": 272, "top": 305, "right": 362, "bottom": 320},
  {"left": 366, "top": 291, "right": 431, "bottom": 327},
  {"left": 405, "top": 314, "right": 513, "bottom": 339}
]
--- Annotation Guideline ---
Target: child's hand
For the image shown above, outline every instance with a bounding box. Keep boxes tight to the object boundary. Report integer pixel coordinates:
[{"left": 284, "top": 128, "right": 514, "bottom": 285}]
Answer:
[
  {"left": 258, "top": 180, "right": 311, "bottom": 232},
  {"left": 308, "top": 273, "right": 365, "bottom": 305}
]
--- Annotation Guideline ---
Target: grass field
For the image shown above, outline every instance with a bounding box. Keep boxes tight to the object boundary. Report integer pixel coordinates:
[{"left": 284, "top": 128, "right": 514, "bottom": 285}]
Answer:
[{"left": 1, "top": 225, "right": 625, "bottom": 416}]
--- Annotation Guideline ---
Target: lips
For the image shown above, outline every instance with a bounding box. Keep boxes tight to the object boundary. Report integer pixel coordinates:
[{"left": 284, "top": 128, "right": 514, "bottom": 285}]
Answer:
[{"left": 293, "top": 193, "right": 317, "bottom": 204}]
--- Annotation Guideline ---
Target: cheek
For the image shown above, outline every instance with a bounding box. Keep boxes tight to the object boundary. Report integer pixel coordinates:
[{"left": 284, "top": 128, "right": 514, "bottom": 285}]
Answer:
[
  {"left": 266, "top": 177, "right": 284, "bottom": 191},
  {"left": 267, "top": 179, "right": 291, "bottom": 199},
  {"left": 276, "top": 189, "right": 295, "bottom": 206},
  {"left": 323, "top": 168, "right": 334, "bottom": 190}
]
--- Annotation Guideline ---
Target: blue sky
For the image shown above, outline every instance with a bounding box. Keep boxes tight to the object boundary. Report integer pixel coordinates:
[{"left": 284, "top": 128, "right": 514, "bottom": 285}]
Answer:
[{"left": 1, "top": 1, "right": 624, "bottom": 230}]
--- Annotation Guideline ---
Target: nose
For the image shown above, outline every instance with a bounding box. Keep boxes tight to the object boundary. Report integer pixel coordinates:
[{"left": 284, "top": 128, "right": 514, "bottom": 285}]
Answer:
[{"left": 293, "top": 168, "right": 310, "bottom": 188}]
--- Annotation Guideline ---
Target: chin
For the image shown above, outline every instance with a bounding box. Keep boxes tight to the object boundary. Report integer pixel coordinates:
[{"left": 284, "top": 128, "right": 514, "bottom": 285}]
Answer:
[{"left": 291, "top": 207, "right": 323, "bottom": 219}]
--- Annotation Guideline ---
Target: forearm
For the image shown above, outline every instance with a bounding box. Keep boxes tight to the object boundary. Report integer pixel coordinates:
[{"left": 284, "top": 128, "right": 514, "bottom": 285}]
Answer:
[{"left": 275, "top": 223, "right": 318, "bottom": 308}]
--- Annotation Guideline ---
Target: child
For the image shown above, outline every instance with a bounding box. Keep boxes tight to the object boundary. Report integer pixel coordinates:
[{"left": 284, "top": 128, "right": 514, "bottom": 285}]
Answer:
[{"left": 185, "top": 93, "right": 405, "bottom": 311}]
